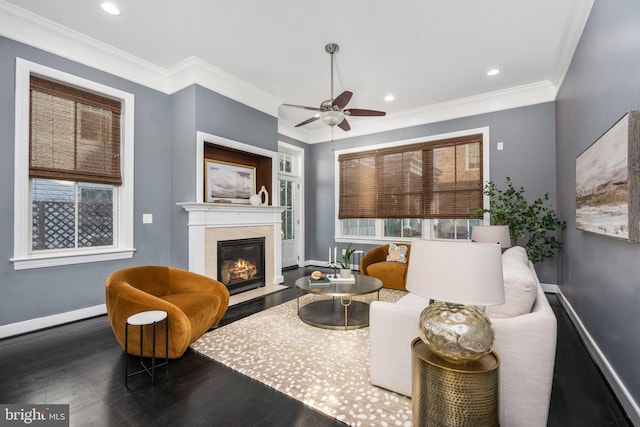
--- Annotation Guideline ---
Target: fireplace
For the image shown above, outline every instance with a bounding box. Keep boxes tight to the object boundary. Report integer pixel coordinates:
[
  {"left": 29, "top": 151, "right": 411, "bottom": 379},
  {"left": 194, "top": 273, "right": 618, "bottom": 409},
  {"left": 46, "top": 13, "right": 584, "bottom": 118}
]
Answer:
[{"left": 217, "top": 237, "right": 265, "bottom": 295}]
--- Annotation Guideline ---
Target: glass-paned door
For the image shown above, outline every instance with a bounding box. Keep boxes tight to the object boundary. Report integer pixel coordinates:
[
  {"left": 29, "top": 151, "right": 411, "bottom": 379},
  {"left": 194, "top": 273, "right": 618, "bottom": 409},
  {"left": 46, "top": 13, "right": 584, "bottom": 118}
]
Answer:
[{"left": 279, "top": 178, "right": 299, "bottom": 268}]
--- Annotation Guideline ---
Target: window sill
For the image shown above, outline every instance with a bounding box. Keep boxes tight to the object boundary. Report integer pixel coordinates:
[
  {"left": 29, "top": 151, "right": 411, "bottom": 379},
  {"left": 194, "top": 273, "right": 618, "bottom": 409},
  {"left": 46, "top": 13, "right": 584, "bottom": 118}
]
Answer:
[
  {"left": 10, "top": 248, "right": 136, "bottom": 270},
  {"left": 335, "top": 237, "right": 415, "bottom": 245}
]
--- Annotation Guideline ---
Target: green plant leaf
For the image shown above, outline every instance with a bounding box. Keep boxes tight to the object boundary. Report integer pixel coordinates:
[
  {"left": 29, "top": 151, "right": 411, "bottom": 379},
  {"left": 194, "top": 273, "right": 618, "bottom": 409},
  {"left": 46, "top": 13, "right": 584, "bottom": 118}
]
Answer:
[{"left": 481, "top": 177, "right": 566, "bottom": 263}]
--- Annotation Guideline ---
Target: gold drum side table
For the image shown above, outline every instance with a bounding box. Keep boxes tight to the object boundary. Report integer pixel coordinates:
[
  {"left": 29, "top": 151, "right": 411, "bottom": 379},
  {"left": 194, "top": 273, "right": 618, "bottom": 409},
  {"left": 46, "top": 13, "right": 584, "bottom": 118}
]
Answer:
[{"left": 411, "top": 337, "right": 499, "bottom": 427}]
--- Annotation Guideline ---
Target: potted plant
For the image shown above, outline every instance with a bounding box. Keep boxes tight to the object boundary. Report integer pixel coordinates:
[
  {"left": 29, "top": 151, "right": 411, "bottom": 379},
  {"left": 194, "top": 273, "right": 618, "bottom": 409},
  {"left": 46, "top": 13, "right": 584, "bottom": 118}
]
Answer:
[
  {"left": 478, "top": 177, "right": 566, "bottom": 263},
  {"left": 339, "top": 243, "right": 356, "bottom": 277}
]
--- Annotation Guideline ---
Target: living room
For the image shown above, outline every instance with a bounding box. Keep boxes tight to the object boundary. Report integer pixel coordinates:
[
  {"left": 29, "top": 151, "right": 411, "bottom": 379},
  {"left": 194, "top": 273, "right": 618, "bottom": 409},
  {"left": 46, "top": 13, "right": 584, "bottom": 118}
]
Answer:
[{"left": 0, "top": 0, "right": 639, "bottom": 426}]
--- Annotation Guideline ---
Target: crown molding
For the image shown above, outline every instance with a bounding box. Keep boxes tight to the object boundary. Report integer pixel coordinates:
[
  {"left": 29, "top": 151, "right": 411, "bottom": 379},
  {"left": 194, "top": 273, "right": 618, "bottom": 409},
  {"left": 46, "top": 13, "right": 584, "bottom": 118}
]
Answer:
[
  {"left": 284, "top": 80, "right": 557, "bottom": 144},
  {"left": 0, "top": 1, "right": 171, "bottom": 93},
  {"left": 551, "top": 0, "right": 595, "bottom": 90},
  {"left": 168, "top": 57, "right": 281, "bottom": 117},
  {"left": 1, "top": 0, "right": 584, "bottom": 141},
  {"left": 0, "top": 1, "right": 281, "bottom": 116}
]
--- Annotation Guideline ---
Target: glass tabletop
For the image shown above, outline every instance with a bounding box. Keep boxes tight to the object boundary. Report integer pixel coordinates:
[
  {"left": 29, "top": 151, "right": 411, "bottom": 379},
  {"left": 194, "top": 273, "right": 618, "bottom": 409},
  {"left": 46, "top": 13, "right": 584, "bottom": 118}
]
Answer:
[{"left": 295, "top": 274, "right": 383, "bottom": 297}]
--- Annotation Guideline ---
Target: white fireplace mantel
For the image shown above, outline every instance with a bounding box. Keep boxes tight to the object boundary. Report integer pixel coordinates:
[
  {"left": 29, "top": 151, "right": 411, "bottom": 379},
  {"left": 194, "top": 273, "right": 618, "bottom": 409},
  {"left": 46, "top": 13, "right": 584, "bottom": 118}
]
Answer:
[{"left": 178, "top": 202, "right": 287, "bottom": 285}]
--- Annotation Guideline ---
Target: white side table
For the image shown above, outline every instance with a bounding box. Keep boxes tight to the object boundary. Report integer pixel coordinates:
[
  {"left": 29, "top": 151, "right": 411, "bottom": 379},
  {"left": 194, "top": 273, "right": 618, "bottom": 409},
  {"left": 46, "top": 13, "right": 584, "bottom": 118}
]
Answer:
[{"left": 124, "top": 310, "right": 168, "bottom": 387}]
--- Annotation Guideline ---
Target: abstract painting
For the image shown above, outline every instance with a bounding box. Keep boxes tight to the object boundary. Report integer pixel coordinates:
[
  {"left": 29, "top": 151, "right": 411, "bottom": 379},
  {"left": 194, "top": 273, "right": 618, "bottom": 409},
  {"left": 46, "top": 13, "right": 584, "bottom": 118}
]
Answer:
[{"left": 576, "top": 110, "right": 640, "bottom": 241}]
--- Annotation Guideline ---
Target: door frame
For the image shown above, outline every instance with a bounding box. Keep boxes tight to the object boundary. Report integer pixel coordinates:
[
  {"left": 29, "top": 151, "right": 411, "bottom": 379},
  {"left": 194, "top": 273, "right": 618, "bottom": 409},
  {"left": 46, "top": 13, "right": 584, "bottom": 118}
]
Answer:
[{"left": 278, "top": 141, "right": 304, "bottom": 268}]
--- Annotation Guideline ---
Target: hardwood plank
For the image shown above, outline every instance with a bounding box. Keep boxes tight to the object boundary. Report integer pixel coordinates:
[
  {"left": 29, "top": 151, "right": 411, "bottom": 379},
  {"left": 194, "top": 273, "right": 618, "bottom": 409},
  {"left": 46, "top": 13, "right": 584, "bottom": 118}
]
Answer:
[{"left": 0, "top": 267, "right": 631, "bottom": 426}]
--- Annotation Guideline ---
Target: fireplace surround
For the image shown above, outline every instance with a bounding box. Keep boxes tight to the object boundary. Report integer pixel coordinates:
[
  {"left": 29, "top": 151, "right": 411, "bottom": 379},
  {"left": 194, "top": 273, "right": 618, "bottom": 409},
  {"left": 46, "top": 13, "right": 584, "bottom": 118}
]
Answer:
[
  {"left": 180, "top": 132, "right": 286, "bottom": 294},
  {"left": 179, "top": 202, "right": 287, "bottom": 288}
]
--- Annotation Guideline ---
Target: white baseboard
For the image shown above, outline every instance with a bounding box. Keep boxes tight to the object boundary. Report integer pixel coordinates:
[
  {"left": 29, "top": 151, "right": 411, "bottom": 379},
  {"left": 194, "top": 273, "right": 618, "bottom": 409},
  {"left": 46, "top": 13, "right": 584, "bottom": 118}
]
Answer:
[
  {"left": 557, "top": 291, "right": 640, "bottom": 425},
  {"left": 305, "top": 259, "right": 329, "bottom": 267},
  {"left": 0, "top": 304, "right": 107, "bottom": 339},
  {"left": 541, "top": 283, "right": 561, "bottom": 293}
]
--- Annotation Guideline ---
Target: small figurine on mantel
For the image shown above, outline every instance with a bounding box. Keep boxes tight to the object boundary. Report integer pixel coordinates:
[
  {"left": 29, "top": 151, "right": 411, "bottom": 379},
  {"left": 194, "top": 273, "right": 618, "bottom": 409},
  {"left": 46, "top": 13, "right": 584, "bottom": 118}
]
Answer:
[{"left": 250, "top": 186, "right": 269, "bottom": 206}]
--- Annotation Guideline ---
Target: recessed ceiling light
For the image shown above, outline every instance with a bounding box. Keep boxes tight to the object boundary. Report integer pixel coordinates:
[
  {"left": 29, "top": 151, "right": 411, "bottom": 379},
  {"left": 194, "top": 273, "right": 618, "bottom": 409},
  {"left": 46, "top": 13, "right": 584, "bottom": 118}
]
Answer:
[
  {"left": 487, "top": 68, "right": 500, "bottom": 76},
  {"left": 101, "top": 2, "right": 121, "bottom": 15},
  {"left": 384, "top": 94, "right": 395, "bottom": 102}
]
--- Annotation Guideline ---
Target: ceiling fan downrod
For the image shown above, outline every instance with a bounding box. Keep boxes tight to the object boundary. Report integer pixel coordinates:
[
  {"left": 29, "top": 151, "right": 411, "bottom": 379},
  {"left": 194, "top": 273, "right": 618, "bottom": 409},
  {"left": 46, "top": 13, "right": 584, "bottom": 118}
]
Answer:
[{"left": 325, "top": 43, "right": 339, "bottom": 102}]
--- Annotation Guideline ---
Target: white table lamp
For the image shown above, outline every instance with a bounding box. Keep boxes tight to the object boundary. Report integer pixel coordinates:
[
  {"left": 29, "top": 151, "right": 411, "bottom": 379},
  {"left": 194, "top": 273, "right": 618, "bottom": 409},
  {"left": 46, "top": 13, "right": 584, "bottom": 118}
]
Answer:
[
  {"left": 407, "top": 240, "right": 505, "bottom": 362},
  {"left": 471, "top": 225, "right": 512, "bottom": 249}
]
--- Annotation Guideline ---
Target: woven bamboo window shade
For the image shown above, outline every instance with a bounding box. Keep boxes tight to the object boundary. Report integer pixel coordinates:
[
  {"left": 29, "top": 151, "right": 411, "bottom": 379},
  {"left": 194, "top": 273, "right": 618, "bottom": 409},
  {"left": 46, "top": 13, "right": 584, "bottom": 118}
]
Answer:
[
  {"left": 338, "top": 134, "right": 482, "bottom": 219},
  {"left": 29, "top": 75, "right": 122, "bottom": 185}
]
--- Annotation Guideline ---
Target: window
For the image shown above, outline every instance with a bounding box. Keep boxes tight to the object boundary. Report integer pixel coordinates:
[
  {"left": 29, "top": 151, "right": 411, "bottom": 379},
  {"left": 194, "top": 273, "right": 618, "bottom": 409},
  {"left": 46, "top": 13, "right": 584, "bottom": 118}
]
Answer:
[
  {"left": 279, "top": 180, "right": 295, "bottom": 240},
  {"left": 31, "top": 179, "right": 114, "bottom": 250},
  {"left": 336, "top": 130, "right": 488, "bottom": 242},
  {"left": 12, "top": 59, "right": 135, "bottom": 270},
  {"left": 279, "top": 152, "right": 294, "bottom": 174},
  {"left": 384, "top": 219, "right": 422, "bottom": 238},
  {"left": 342, "top": 219, "right": 376, "bottom": 237}
]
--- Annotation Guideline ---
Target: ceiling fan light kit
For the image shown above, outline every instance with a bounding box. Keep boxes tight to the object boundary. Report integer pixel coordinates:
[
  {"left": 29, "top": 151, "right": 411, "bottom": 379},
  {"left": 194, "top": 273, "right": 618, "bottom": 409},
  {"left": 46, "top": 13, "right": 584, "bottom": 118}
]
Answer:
[{"left": 283, "top": 43, "right": 386, "bottom": 131}]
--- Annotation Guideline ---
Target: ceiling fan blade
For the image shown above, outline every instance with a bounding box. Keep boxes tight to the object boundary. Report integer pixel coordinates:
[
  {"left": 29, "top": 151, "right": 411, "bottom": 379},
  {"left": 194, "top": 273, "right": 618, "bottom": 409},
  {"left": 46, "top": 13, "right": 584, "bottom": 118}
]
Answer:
[
  {"left": 332, "top": 91, "right": 353, "bottom": 109},
  {"left": 345, "top": 108, "right": 387, "bottom": 117},
  {"left": 295, "top": 116, "right": 321, "bottom": 127},
  {"left": 337, "top": 118, "right": 351, "bottom": 131},
  {"left": 282, "top": 103, "right": 323, "bottom": 112}
]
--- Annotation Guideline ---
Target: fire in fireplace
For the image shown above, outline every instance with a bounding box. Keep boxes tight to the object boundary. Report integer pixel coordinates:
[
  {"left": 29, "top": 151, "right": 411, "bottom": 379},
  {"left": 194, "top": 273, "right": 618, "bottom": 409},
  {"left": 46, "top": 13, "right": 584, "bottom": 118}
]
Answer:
[{"left": 217, "top": 237, "right": 265, "bottom": 295}]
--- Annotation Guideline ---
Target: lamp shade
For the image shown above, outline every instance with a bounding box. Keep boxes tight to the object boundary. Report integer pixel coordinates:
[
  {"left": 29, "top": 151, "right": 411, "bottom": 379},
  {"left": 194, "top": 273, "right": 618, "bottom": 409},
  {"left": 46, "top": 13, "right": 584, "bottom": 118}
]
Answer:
[
  {"left": 406, "top": 240, "right": 504, "bottom": 306},
  {"left": 471, "top": 225, "right": 512, "bottom": 248}
]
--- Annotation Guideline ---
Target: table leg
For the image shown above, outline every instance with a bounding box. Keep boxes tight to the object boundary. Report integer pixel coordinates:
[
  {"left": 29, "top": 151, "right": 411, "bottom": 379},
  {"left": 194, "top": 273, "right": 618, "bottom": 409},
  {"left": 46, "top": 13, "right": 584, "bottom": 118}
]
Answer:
[{"left": 340, "top": 297, "right": 353, "bottom": 330}]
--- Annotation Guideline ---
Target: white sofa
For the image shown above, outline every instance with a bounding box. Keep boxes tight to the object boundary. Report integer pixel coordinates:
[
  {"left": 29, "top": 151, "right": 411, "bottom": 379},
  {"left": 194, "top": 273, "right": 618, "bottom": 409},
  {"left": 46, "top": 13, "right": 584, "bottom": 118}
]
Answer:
[{"left": 370, "top": 243, "right": 557, "bottom": 427}]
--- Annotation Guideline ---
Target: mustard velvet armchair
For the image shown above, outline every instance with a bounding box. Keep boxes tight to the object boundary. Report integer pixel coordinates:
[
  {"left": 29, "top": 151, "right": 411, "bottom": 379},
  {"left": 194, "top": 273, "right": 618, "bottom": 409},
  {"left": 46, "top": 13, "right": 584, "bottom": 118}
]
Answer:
[
  {"left": 105, "top": 266, "right": 229, "bottom": 359},
  {"left": 360, "top": 243, "right": 412, "bottom": 291}
]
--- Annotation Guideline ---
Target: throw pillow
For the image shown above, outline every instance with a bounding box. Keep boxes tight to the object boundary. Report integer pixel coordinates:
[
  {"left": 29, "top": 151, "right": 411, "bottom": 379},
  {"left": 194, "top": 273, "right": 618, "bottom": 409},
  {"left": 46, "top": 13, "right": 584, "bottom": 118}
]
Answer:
[
  {"left": 485, "top": 246, "right": 538, "bottom": 319},
  {"left": 386, "top": 243, "right": 408, "bottom": 263}
]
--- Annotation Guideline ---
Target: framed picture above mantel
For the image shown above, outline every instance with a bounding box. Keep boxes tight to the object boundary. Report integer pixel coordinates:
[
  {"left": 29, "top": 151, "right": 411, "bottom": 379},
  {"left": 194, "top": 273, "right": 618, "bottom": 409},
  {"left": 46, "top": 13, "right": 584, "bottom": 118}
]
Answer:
[
  {"left": 203, "top": 141, "right": 273, "bottom": 204},
  {"left": 205, "top": 159, "right": 255, "bottom": 204},
  {"left": 576, "top": 110, "right": 640, "bottom": 242}
]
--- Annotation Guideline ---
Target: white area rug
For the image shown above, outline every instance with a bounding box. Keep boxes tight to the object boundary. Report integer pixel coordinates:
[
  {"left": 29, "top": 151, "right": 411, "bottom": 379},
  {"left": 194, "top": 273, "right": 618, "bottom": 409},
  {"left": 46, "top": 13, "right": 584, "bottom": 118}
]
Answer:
[{"left": 191, "top": 288, "right": 413, "bottom": 426}]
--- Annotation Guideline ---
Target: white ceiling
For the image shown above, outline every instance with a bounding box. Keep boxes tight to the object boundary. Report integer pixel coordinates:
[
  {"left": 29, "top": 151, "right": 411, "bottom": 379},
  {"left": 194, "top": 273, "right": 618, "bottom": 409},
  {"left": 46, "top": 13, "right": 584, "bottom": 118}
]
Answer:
[{"left": 0, "top": 0, "right": 593, "bottom": 142}]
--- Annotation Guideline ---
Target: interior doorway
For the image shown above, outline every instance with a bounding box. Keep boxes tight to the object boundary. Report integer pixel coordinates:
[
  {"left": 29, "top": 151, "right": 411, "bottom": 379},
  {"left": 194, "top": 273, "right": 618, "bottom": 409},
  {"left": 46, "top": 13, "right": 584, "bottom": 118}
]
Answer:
[{"left": 278, "top": 143, "right": 303, "bottom": 268}]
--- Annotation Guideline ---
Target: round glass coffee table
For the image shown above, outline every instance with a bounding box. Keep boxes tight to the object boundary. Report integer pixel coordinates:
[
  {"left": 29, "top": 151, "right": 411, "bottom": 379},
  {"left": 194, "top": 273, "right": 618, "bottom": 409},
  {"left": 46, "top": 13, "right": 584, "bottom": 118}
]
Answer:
[{"left": 295, "top": 274, "right": 383, "bottom": 330}]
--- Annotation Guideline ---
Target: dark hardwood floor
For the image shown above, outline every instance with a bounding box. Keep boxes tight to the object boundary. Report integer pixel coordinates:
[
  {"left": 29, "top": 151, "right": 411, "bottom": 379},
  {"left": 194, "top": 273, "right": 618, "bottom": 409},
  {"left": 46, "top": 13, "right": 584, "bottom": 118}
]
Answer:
[{"left": 0, "top": 266, "right": 632, "bottom": 426}]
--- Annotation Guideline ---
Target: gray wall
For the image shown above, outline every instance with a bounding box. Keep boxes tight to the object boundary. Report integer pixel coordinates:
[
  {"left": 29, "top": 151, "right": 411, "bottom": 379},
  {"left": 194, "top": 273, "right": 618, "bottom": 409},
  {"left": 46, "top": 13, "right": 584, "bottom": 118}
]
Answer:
[
  {"left": 169, "top": 85, "right": 279, "bottom": 269},
  {"left": 0, "top": 36, "right": 172, "bottom": 325},
  {"left": 556, "top": 0, "right": 640, "bottom": 408},
  {"left": 306, "top": 102, "right": 559, "bottom": 283},
  {"left": 0, "top": 37, "right": 279, "bottom": 328}
]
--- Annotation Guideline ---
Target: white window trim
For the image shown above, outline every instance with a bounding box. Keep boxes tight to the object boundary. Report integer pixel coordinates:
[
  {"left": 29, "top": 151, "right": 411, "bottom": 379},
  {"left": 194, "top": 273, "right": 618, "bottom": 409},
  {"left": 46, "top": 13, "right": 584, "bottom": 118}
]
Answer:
[
  {"left": 11, "top": 58, "right": 135, "bottom": 270},
  {"left": 334, "top": 127, "right": 491, "bottom": 243},
  {"left": 278, "top": 141, "right": 305, "bottom": 266}
]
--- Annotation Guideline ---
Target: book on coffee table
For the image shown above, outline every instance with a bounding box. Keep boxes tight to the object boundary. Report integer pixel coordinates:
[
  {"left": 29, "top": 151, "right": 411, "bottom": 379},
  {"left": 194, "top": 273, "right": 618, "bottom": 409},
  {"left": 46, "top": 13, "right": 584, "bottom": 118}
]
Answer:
[
  {"left": 327, "top": 275, "right": 356, "bottom": 284},
  {"left": 308, "top": 277, "right": 331, "bottom": 286}
]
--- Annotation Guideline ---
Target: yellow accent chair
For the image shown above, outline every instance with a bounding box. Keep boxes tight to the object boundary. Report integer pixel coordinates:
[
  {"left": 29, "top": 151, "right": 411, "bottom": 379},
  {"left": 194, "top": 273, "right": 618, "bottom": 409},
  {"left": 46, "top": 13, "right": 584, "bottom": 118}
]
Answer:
[
  {"left": 360, "top": 243, "right": 412, "bottom": 291},
  {"left": 105, "top": 266, "right": 229, "bottom": 359}
]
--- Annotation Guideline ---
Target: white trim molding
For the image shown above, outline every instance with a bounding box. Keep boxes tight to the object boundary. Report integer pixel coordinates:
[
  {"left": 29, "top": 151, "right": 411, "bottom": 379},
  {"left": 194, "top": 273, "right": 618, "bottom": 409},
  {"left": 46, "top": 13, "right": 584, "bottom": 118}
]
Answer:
[
  {"left": 11, "top": 58, "right": 135, "bottom": 270},
  {"left": 278, "top": 141, "right": 306, "bottom": 268},
  {"left": 195, "top": 131, "right": 279, "bottom": 204},
  {"left": 281, "top": 81, "right": 556, "bottom": 144},
  {"left": 557, "top": 290, "right": 640, "bottom": 426},
  {"left": 0, "top": 304, "right": 107, "bottom": 339},
  {"left": 168, "top": 57, "right": 281, "bottom": 117},
  {"left": 0, "top": 0, "right": 594, "bottom": 142}
]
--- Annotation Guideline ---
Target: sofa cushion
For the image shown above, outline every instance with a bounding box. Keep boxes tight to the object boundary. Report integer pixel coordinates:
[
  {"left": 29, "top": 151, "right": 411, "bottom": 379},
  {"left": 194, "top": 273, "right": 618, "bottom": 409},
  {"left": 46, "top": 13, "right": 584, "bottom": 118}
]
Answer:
[
  {"left": 395, "top": 292, "right": 430, "bottom": 310},
  {"left": 386, "top": 243, "right": 409, "bottom": 263},
  {"left": 485, "top": 246, "right": 537, "bottom": 319}
]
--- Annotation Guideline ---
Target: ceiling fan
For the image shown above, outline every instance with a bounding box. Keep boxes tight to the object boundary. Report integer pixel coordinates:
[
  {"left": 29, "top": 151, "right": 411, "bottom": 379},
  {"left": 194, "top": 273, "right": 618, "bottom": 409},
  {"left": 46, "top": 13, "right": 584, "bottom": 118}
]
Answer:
[{"left": 282, "top": 43, "right": 386, "bottom": 131}]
